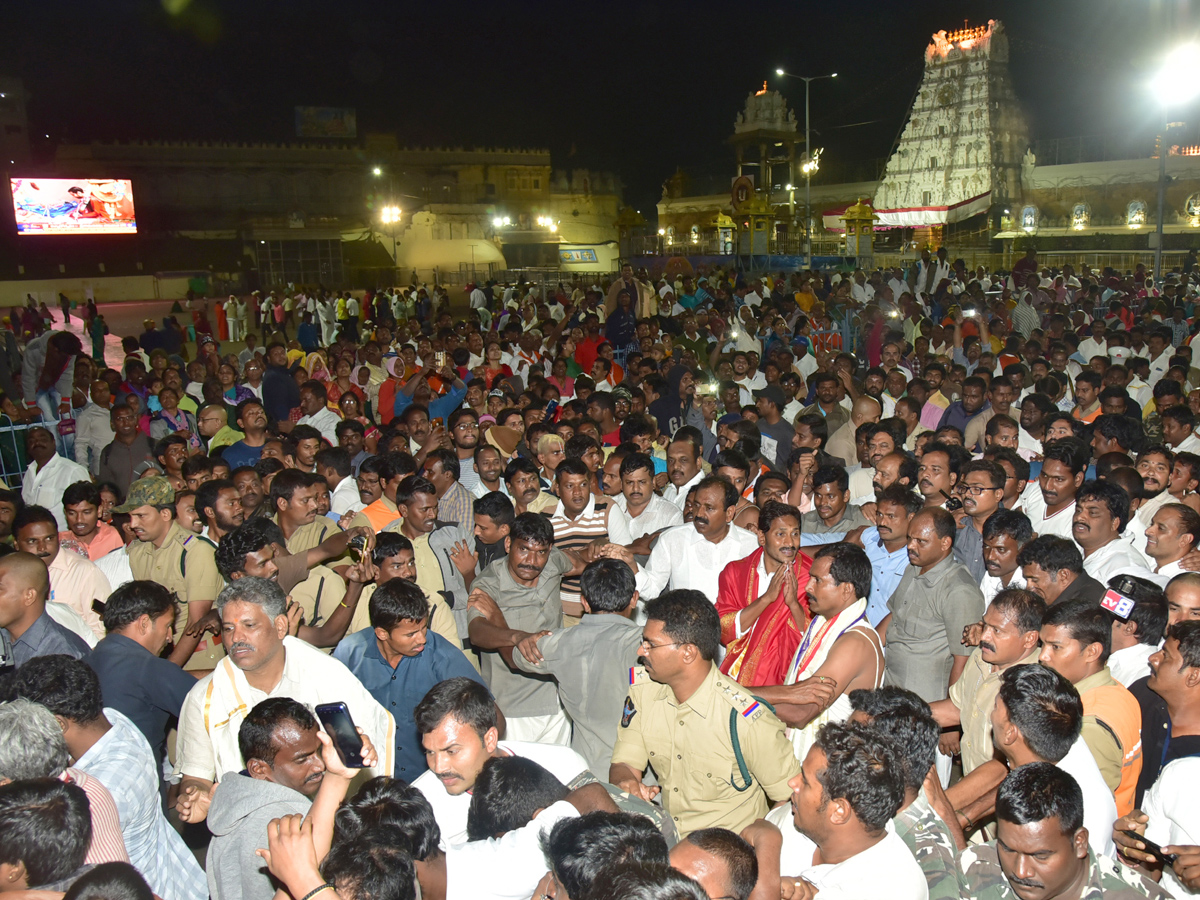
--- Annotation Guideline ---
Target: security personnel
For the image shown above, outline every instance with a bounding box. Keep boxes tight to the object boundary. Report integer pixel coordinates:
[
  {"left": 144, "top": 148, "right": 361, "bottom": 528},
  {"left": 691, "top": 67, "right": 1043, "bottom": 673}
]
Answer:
[
  {"left": 119, "top": 477, "right": 225, "bottom": 670},
  {"left": 609, "top": 589, "right": 800, "bottom": 837}
]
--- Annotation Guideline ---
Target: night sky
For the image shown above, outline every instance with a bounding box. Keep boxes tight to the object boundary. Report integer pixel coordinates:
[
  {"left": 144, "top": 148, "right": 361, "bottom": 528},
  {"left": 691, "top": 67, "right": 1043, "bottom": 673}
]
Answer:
[{"left": 4, "top": 0, "right": 1196, "bottom": 213}]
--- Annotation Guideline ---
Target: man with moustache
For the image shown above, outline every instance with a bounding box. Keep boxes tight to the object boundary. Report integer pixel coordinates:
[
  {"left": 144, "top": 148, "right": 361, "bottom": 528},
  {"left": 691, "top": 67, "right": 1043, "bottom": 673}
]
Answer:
[
  {"left": 607, "top": 452, "right": 684, "bottom": 558},
  {"left": 1072, "top": 480, "right": 1152, "bottom": 583},
  {"left": 980, "top": 509, "right": 1033, "bottom": 604},
  {"left": 930, "top": 588, "right": 1044, "bottom": 776},
  {"left": 801, "top": 466, "right": 871, "bottom": 535},
  {"left": 472, "top": 490, "right": 513, "bottom": 572},
  {"left": 1023, "top": 438, "right": 1089, "bottom": 540},
  {"left": 1144, "top": 503, "right": 1200, "bottom": 579},
  {"left": 954, "top": 460, "right": 1008, "bottom": 584},
  {"left": 1018, "top": 535, "right": 1106, "bottom": 605},
  {"left": 917, "top": 441, "right": 965, "bottom": 509},
  {"left": 715, "top": 501, "right": 811, "bottom": 688}
]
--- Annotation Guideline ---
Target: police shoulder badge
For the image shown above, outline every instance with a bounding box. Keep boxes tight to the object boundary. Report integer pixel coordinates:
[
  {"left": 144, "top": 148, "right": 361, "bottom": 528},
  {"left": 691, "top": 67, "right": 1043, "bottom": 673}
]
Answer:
[{"left": 620, "top": 695, "right": 637, "bottom": 728}]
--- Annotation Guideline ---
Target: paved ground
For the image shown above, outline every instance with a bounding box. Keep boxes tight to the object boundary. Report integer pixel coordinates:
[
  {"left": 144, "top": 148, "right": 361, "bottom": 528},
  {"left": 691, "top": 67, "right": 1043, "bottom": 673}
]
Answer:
[{"left": 54, "top": 299, "right": 243, "bottom": 368}]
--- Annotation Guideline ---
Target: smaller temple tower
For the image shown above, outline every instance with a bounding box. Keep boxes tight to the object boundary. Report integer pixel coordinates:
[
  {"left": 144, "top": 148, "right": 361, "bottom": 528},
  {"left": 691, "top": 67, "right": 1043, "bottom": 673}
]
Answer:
[{"left": 730, "top": 84, "right": 801, "bottom": 196}]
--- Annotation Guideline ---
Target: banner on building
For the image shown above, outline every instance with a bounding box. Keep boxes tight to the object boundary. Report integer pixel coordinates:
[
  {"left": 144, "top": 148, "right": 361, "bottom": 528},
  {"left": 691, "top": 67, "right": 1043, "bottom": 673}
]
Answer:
[
  {"left": 295, "top": 107, "right": 357, "bottom": 139},
  {"left": 559, "top": 248, "right": 598, "bottom": 263}
]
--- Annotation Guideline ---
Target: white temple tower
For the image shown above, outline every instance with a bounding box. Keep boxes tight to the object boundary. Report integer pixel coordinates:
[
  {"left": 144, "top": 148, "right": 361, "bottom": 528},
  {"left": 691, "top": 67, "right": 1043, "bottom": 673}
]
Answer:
[{"left": 874, "top": 20, "right": 1028, "bottom": 230}]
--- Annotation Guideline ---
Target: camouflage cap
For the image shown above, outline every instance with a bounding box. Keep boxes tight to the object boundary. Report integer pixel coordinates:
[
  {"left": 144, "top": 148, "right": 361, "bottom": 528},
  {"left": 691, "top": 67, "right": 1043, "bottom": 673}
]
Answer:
[{"left": 113, "top": 475, "right": 176, "bottom": 513}]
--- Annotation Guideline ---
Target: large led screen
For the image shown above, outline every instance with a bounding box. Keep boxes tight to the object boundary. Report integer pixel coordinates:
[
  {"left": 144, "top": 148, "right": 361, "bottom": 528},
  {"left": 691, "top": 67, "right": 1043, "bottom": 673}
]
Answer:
[{"left": 11, "top": 178, "right": 137, "bottom": 234}]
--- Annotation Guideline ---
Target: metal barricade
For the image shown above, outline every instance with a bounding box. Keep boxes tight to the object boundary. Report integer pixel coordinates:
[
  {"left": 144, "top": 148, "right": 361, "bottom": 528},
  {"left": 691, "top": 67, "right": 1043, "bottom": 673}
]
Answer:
[{"left": 0, "top": 420, "right": 34, "bottom": 489}]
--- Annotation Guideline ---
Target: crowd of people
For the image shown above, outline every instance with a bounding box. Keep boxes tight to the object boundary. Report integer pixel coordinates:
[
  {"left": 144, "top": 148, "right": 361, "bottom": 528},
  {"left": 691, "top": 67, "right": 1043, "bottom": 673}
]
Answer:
[{"left": 3, "top": 248, "right": 1200, "bottom": 900}]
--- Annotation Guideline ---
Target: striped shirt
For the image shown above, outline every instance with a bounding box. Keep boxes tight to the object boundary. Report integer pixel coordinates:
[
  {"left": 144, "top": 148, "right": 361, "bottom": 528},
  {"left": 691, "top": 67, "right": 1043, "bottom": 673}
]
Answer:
[
  {"left": 549, "top": 497, "right": 610, "bottom": 617},
  {"left": 66, "top": 767, "right": 129, "bottom": 866}
]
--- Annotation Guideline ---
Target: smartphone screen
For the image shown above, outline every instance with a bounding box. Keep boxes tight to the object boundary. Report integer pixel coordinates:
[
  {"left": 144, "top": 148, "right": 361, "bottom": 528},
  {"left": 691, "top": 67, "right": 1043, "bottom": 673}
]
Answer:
[
  {"left": 543, "top": 399, "right": 559, "bottom": 422},
  {"left": 314, "top": 702, "right": 365, "bottom": 768}
]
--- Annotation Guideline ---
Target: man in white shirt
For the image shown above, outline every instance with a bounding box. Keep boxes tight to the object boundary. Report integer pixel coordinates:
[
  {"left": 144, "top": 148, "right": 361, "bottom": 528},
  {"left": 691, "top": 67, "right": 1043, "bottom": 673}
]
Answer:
[
  {"left": 1073, "top": 481, "right": 1152, "bottom": 583},
  {"left": 661, "top": 437, "right": 705, "bottom": 510},
  {"left": 1144, "top": 503, "right": 1199, "bottom": 582},
  {"left": 1107, "top": 580, "right": 1168, "bottom": 688},
  {"left": 411, "top": 676, "right": 596, "bottom": 845},
  {"left": 752, "top": 721, "right": 928, "bottom": 900},
  {"left": 1162, "top": 405, "right": 1200, "bottom": 455},
  {"left": 731, "top": 351, "right": 767, "bottom": 407},
  {"left": 296, "top": 380, "right": 339, "bottom": 444},
  {"left": 22, "top": 426, "right": 91, "bottom": 531},
  {"left": 1019, "top": 441, "right": 1086, "bottom": 540},
  {"left": 611, "top": 476, "right": 760, "bottom": 607},
  {"left": 605, "top": 453, "right": 683, "bottom": 553},
  {"left": 1077, "top": 319, "right": 1109, "bottom": 364},
  {"left": 316, "top": 447, "right": 365, "bottom": 517},
  {"left": 74, "top": 380, "right": 116, "bottom": 476},
  {"left": 174, "top": 577, "right": 394, "bottom": 824}
]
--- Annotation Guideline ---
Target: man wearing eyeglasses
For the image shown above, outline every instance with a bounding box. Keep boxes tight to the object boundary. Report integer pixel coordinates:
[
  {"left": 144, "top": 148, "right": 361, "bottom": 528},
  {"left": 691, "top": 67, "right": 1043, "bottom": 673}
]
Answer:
[
  {"left": 953, "top": 460, "right": 1007, "bottom": 584},
  {"left": 609, "top": 589, "right": 799, "bottom": 838}
]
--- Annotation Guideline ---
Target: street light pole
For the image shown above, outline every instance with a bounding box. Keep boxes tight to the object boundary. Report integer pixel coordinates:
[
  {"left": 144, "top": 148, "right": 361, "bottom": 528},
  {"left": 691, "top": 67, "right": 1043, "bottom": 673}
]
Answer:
[
  {"left": 1156, "top": 117, "right": 1168, "bottom": 285},
  {"left": 776, "top": 69, "right": 836, "bottom": 269}
]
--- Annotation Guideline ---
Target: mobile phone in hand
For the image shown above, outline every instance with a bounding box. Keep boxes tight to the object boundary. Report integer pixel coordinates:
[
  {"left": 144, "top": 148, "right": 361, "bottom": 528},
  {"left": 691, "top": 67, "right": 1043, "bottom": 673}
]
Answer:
[
  {"left": 314, "top": 702, "right": 366, "bottom": 768},
  {"left": 1122, "top": 830, "right": 1179, "bottom": 866}
]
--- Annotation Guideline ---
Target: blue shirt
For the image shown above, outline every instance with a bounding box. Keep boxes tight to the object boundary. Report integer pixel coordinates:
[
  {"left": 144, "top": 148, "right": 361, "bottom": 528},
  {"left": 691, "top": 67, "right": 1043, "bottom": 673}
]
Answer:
[
  {"left": 88, "top": 632, "right": 197, "bottom": 771},
  {"left": 393, "top": 383, "right": 467, "bottom": 425},
  {"left": 220, "top": 440, "right": 264, "bottom": 471},
  {"left": 800, "top": 526, "right": 908, "bottom": 626},
  {"left": 3, "top": 611, "right": 90, "bottom": 668},
  {"left": 332, "top": 628, "right": 485, "bottom": 778}
]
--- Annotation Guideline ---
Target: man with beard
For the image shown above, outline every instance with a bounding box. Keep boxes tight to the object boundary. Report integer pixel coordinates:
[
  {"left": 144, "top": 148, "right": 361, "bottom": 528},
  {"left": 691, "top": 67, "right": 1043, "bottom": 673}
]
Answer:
[
  {"left": 753, "top": 384, "right": 795, "bottom": 472},
  {"left": 939, "top": 375, "right": 988, "bottom": 437},
  {"left": 448, "top": 408, "right": 482, "bottom": 494},
  {"left": 978, "top": 508, "right": 1034, "bottom": 603},
  {"left": 470, "top": 444, "right": 507, "bottom": 499},
  {"left": 98, "top": 404, "right": 157, "bottom": 498},
  {"left": 393, "top": 475, "right": 477, "bottom": 649},
  {"left": 966, "top": 378, "right": 1018, "bottom": 453},
  {"left": 1136, "top": 446, "right": 1176, "bottom": 537},
  {"left": 800, "top": 373, "right": 849, "bottom": 436},
  {"left": 472, "top": 490, "right": 513, "bottom": 572},
  {"left": 960, "top": 764, "right": 1167, "bottom": 900},
  {"left": 930, "top": 588, "right": 1044, "bottom": 777},
  {"left": 610, "top": 590, "right": 798, "bottom": 836},
  {"left": 715, "top": 501, "right": 811, "bottom": 688},
  {"left": 173, "top": 577, "right": 393, "bottom": 826},
  {"left": 753, "top": 544, "right": 885, "bottom": 762},
  {"left": 1018, "top": 535, "right": 1106, "bottom": 605},
  {"left": 850, "top": 418, "right": 906, "bottom": 503},
  {"left": 194, "top": 479, "right": 245, "bottom": 544},
  {"left": 1020, "top": 393, "right": 1056, "bottom": 457},
  {"left": 334, "top": 576, "right": 484, "bottom": 780},
  {"left": 205, "top": 698, "right": 377, "bottom": 900},
  {"left": 1024, "top": 438, "right": 1089, "bottom": 540},
  {"left": 954, "top": 460, "right": 1007, "bottom": 583},
  {"left": 750, "top": 722, "right": 923, "bottom": 899},
  {"left": 984, "top": 447, "right": 1031, "bottom": 513},
  {"left": 662, "top": 434, "right": 705, "bottom": 510},
  {"left": 349, "top": 451, "right": 416, "bottom": 531},
  {"left": 231, "top": 466, "right": 267, "bottom": 520},
  {"left": 503, "top": 457, "right": 557, "bottom": 515},
  {"left": 801, "top": 465, "right": 871, "bottom": 535},
  {"left": 915, "top": 440, "right": 963, "bottom": 509},
  {"left": 466, "top": 513, "right": 588, "bottom": 744},
  {"left": 1072, "top": 480, "right": 1152, "bottom": 583},
  {"left": 920, "top": 362, "right": 953, "bottom": 431}
]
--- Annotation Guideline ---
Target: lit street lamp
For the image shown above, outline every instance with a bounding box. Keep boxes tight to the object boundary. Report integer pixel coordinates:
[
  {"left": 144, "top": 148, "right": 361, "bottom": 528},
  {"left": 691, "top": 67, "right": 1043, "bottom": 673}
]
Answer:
[
  {"left": 1150, "top": 43, "right": 1200, "bottom": 282},
  {"left": 776, "top": 69, "right": 836, "bottom": 267},
  {"left": 380, "top": 205, "right": 402, "bottom": 268}
]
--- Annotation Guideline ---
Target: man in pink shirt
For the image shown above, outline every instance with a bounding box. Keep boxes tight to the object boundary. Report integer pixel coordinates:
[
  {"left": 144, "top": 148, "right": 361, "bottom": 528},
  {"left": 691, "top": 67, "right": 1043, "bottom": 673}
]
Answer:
[
  {"left": 60, "top": 480, "right": 125, "bottom": 561},
  {"left": 15, "top": 505, "right": 111, "bottom": 641}
]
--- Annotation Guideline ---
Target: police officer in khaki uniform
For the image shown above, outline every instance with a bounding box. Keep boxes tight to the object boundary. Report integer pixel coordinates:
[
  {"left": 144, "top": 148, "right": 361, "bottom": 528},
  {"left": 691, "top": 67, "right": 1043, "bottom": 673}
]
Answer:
[
  {"left": 120, "top": 477, "right": 225, "bottom": 670},
  {"left": 609, "top": 589, "right": 800, "bottom": 837},
  {"left": 269, "top": 469, "right": 349, "bottom": 563}
]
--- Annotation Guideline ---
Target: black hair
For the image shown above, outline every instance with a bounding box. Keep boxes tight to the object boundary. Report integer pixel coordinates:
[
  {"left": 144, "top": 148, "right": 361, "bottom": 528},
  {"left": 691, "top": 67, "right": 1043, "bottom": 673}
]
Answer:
[
  {"left": 581, "top": 863, "right": 708, "bottom": 900},
  {"left": 101, "top": 581, "right": 178, "bottom": 633},
  {"left": 982, "top": 508, "right": 1034, "bottom": 545},
  {"left": 540, "top": 812, "right": 670, "bottom": 900},
  {"left": 11, "top": 655, "right": 104, "bottom": 724},
  {"left": 0, "top": 779, "right": 91, "bottom": 887},
  {"left": 12, "top": 504, "right": 59, "bottom": 535},
  {"left": 372, "top": 531, "right": 414, "bottom": 566},
  {"left": 1042, "top": 437, "right": 1090, "bottom": 476},
  {"left": 270, "top": 468, "right": 312, "bottom": 510},
  {"left": 238, "top": 697, "right": 319, "bottom": 765},
  {"left": 712, "top": 449, "right": 752, "bottom": 480},
  {"left": 757, "top": 500, "right": 801, "bottom": 535},
  {"left": 752, "top": 472, "right": 792, "bottom": 505},
  {"left": 874, "top": 483, "right": 923, "bottom": 515},
  {"left": 1107, "top": 574, "right": 1168, "bottom": 646},
  {"left": 336, "top": 418, "right": 366, "bottom": 439},
  {"left": 644, "top": 590, "right": 720, "bottom": 661},
  {"left": 214, "top": 521, "right": 271, "bottom": 580},
  {"left": 990, "top": 588, "right": 1047, "bottom": 635},
  {"left": 1043, "top": 596, "right": 1113, "bottom": 664},
  {"left": 360, "top": 451, "right": 418, "bottom": 483},
  {"left": 812, "top": 722, "right": 906, "bottom": 833},
  {"left": 795, "top": 413, "right": 828, "bottom": 448},
  {"left": 682, "top": 829, "right": 759, "bottom": 900},
  {"left": 960, "top": 458, "right": 1006, "bottom": 490},
  {"left": 413, "top": 677, "right": 497, "bottom": 740},
  {"left": 369, "top": 578, "right": 430, "bottom": 631},
  {"left": 61, "top": 481, "right": 101, "bottom": 509},
  {"left": 331, "top": 777, "right": 441, "bottom": 860},
  {"left": 995, "top": 761, "right": 1084, "bottom": 834},
  {"left": 555, "top": 457, "right": 590, "bottom": 483},
  {"left": 194, "top": 478, "right": 237, "bottom": 526},
  {"left": 983, "top": 446, "right": 1031, "bottom": 483},
  {"left": 466, "top": 755, "right": 568, "bottom": 840},
  {"left": 473, "top": 491, "right": 514, "bottom": 528},
  {"left": 180, "top": 454, "right": 216, "bottom": 480},
  {"left": 1093, "top": 413, "right": 1144, "bottom": 455},
  {"left": 509, "top": 511, "right": 555, "bottom": 547},
  {"left": 847, "top": 687, "right": 938, "bottom": 792},
  {"left": 503, "top": 456, "right": 541, "bottom": 485},
  {"left": 320, "top": 826, "right": 418, "bottom": 900},
  {"left": 1017, "top": 535, "right": 1084, "bottom": 576},
  {"left": 316, "top": 447, "right": 353, "bottom": 478},
  {"left": 291, "top": 424, "right": 323, "bottom": 447},
  {"left": 1076, "top": 478, "right": 1132, "bottom": 533},
  {"left": 918, "top": 506, "right": 958, "bottom": 542},
  {"left": 395, "top": 475, "right": 438, "bottom": 507},
  {"left": 619, "top": 452, "right": 655, "bottom": 480},
  {"left": 64, "top": 862, "right": 155, "bottom": 900},
  {"left": 812, "top": 543, "right": 872, "bottom": 603},
  {"left": 694, "top": 474, "right": 739, "bottom": 509},
  {"left": 578, "top": 558, "right": 636, "bottom": 613}
]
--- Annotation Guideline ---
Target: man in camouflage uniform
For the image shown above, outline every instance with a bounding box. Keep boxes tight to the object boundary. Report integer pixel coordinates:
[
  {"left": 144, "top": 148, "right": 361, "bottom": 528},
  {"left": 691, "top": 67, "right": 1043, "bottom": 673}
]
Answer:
[
  {"left": 960, "top": 762, "right": 1170, "bottom": 900},
  {"left": 849, "top": 686, "right": 964, "bottom": 900},
  {"left": 609, "top": 589, "right": 799, "bottom": 837},
  {"left": 121, "top": 476, "right": 224, "bottom": 670}
]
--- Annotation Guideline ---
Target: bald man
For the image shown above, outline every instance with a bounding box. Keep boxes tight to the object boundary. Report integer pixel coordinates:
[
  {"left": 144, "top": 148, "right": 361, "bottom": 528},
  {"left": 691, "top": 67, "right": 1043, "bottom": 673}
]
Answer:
[
  {"left": 0, "top": 551, "right": 91, "bottom": 666},
  {"left": 826, "top": 395, "right": 882, "bottom": 467},
  {"left": 197, "top": 402, "right": 244, "bottom": 454}
]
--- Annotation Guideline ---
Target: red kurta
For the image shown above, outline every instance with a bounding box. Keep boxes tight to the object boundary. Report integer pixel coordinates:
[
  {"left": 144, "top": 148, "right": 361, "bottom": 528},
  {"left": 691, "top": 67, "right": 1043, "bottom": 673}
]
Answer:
[{"left": 716, "top": 547, "right": 812, "bottom": 687}]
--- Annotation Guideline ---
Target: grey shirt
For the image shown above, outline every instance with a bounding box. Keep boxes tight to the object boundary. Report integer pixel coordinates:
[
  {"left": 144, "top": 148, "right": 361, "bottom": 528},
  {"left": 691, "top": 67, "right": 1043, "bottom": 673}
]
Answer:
[
  {"left": 2, "top": 611, "right": 90, "bottom": 667},
  {"left": 512, "top": 613, "right": 644, "bottom": 779},
  {"left": 884, "top": 554, "right": 985, "bottom": 702},
  {"left": 953, "top": 521, "right": 987, "bottom": 584},
  {"left": 469, "top": 549, "right": 572, "bottom": 717},
  {"left": 800, "top": 504, "right": 871, "bottom": 535}
]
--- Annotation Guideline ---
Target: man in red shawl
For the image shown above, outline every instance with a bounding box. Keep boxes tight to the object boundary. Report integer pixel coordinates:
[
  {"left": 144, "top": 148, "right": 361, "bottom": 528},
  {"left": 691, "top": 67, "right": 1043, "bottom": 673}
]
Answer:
[{"left": 716, "top": 501, "right": 811, "bottom": 686}]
